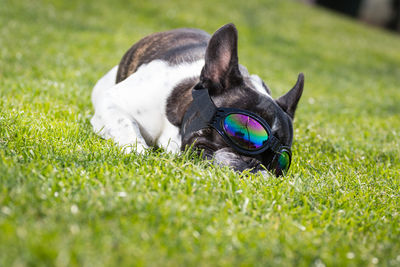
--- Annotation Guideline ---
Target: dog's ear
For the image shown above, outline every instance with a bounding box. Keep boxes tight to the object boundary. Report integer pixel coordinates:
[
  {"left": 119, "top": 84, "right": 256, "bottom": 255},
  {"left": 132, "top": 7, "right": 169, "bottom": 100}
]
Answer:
[
  {"left": 276, "top": 73, "right": 304, "bottom": 119},
  {"left": 200, "top": 23, "right": 243, "bottom": 94}
]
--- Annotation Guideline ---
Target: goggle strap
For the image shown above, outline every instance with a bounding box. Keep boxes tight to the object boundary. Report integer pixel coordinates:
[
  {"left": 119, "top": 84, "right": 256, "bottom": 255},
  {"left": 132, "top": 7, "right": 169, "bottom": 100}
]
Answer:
[
  {"left": 268, "top": 135, "right": 282, "bottom": 153},
  {"left": 181, "top": 88, "right": 217, "bottom": 137}
]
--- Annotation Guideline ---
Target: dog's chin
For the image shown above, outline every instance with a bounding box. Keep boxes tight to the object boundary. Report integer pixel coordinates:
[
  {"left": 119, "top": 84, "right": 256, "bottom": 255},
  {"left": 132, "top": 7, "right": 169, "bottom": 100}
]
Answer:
[{"left": 212, "top": 147, "right": 267, "bottom": 175}]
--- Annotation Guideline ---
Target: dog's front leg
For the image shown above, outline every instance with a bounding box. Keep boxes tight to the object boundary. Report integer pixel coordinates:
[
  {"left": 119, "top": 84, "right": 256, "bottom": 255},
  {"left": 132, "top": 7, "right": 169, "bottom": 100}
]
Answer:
[
  {"left": 157, "top": 121, "right": 181, "bottom": 154},
  {"left": 91, "top": 94, "right": 149, "bottom": 154}
]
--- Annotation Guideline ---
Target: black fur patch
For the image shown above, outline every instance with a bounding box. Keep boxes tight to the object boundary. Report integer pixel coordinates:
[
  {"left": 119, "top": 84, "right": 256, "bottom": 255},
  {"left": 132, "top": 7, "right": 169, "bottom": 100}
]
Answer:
[{"left": 166, "top": 77, "right": 199, "bottom": 126}]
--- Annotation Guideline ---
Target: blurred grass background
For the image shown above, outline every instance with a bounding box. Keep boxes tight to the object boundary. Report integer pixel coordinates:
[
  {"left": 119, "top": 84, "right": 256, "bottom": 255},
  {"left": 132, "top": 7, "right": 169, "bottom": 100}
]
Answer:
[{"left": 1, "top": 0, "right": 400, "bottom": 266}]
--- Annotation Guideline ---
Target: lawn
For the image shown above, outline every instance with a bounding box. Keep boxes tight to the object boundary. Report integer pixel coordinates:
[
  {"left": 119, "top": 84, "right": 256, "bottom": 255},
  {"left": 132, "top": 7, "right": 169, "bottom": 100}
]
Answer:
[{"left": 1, "top": 0, "right": 400, "bottom": 266}]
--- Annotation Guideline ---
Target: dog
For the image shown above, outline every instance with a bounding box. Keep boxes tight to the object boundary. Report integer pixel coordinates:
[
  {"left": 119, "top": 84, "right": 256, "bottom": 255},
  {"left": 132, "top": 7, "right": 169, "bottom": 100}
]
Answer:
[{"left": 91, "top": 23, "right": 304, "bottom": 176}]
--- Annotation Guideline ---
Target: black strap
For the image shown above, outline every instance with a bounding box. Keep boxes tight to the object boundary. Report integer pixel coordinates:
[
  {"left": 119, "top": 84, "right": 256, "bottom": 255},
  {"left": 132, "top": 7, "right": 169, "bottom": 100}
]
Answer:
[{"left": 181, "top": 88, "right": 217, "bottom": 138}]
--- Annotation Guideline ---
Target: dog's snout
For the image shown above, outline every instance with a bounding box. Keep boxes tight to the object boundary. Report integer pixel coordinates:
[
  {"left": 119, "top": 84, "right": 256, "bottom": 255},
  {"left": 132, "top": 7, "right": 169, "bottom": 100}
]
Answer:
[{"left": 213, "top": 147, "right": 263, "bottom": 173}]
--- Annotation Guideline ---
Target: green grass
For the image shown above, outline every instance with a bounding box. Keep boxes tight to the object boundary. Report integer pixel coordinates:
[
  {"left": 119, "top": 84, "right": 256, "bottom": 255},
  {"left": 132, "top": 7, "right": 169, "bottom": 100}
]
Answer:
[{"left": 1, "top": 0, "right": 400, "bottom": 265}]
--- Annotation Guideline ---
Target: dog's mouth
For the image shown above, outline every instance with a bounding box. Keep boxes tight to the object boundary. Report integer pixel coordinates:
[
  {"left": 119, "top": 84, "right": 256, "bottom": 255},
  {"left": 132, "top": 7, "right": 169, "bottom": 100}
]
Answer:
[{"left": 194, "top": 143, "right": 219, "bottom": 160}]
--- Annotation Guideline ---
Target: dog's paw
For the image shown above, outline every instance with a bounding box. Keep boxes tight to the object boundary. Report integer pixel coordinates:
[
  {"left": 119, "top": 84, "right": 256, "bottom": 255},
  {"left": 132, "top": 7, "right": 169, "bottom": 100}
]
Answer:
[
  {"left": 161, "top": 141, "right": 181, "bottom": 154},
  {"left": 122, "top": 142, "right": 149, "bottom": 155}
]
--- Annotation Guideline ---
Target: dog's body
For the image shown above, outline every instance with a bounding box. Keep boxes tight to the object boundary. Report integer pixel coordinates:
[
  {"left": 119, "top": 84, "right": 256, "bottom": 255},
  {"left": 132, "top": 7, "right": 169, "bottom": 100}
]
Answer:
[{"left": 91, "top": 24, "right": 304, "bottom": 174}]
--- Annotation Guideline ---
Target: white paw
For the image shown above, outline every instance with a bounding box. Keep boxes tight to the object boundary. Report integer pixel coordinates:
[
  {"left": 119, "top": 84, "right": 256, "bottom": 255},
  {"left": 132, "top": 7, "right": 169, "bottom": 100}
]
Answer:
[
  {"left": 122, "top": 142, "right": 149, "bottom": 155},
  {"left": 162, "top": 141, "right": 181, "bottom": 154}
]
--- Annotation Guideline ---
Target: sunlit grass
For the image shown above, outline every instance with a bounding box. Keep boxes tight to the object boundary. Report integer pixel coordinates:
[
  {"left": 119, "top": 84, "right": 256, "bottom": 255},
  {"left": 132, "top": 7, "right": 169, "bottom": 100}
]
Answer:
[{"left": 1, "top": 0, "right": 400, "bottom": 266}]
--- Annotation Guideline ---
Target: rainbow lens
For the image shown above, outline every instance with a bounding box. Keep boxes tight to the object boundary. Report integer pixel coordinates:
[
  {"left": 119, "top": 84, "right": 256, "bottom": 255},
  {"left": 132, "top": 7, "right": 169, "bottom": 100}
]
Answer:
[
  {"left": 223, "top": 113, "right": 268, "bottom": 150},
  {"left": 275, "top": 150, "right": 290, "bottom": 175}
]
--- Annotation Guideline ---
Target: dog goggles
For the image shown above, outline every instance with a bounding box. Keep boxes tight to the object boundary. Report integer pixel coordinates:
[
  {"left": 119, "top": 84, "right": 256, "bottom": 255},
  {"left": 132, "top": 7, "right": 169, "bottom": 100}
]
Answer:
[{"left": 181, "top": 87, "right": 291, "bottom": 176}]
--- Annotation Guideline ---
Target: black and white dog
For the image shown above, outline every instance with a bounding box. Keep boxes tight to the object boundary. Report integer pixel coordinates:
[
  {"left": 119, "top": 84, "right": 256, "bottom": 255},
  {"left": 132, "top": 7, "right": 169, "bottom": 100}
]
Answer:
[{"left": 91, "top": 23, "right": 304, "bottom": 175}]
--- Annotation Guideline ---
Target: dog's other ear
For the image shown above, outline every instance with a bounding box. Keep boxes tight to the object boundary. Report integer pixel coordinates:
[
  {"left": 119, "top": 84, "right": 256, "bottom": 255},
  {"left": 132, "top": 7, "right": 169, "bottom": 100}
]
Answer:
[
  {"left": 200, "top": 23, "right": 243, "bottom": 94},
  {"left": 276, "top": 73, "right": 304, "bottom": 119}
]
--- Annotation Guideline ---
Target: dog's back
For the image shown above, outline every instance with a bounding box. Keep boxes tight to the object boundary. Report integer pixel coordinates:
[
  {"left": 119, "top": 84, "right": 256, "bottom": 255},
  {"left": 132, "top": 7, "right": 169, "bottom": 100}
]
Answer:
[{"left": 116, "top": 28, "right": 210, "bottom": 83}]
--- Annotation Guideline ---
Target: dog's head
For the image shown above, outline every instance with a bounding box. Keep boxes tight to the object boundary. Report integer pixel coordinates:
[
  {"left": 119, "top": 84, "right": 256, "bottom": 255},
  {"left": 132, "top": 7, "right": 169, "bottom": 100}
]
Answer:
[{"left": 181, "top": 23, "right": 304, "bottom": 175}]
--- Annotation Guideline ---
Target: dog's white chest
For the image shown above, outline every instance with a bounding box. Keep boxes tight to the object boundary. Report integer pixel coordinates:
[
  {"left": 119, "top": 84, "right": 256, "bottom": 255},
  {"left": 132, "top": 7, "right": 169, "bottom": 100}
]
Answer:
[{"left": 91, "top": 59, "right": 204, "bottom": 153}]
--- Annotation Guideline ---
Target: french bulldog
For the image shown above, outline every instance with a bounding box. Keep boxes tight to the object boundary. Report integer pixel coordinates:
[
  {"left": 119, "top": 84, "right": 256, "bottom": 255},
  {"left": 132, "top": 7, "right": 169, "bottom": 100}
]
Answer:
[{"left": 91, "top": 23, "right": 304, "bottom": 175}]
